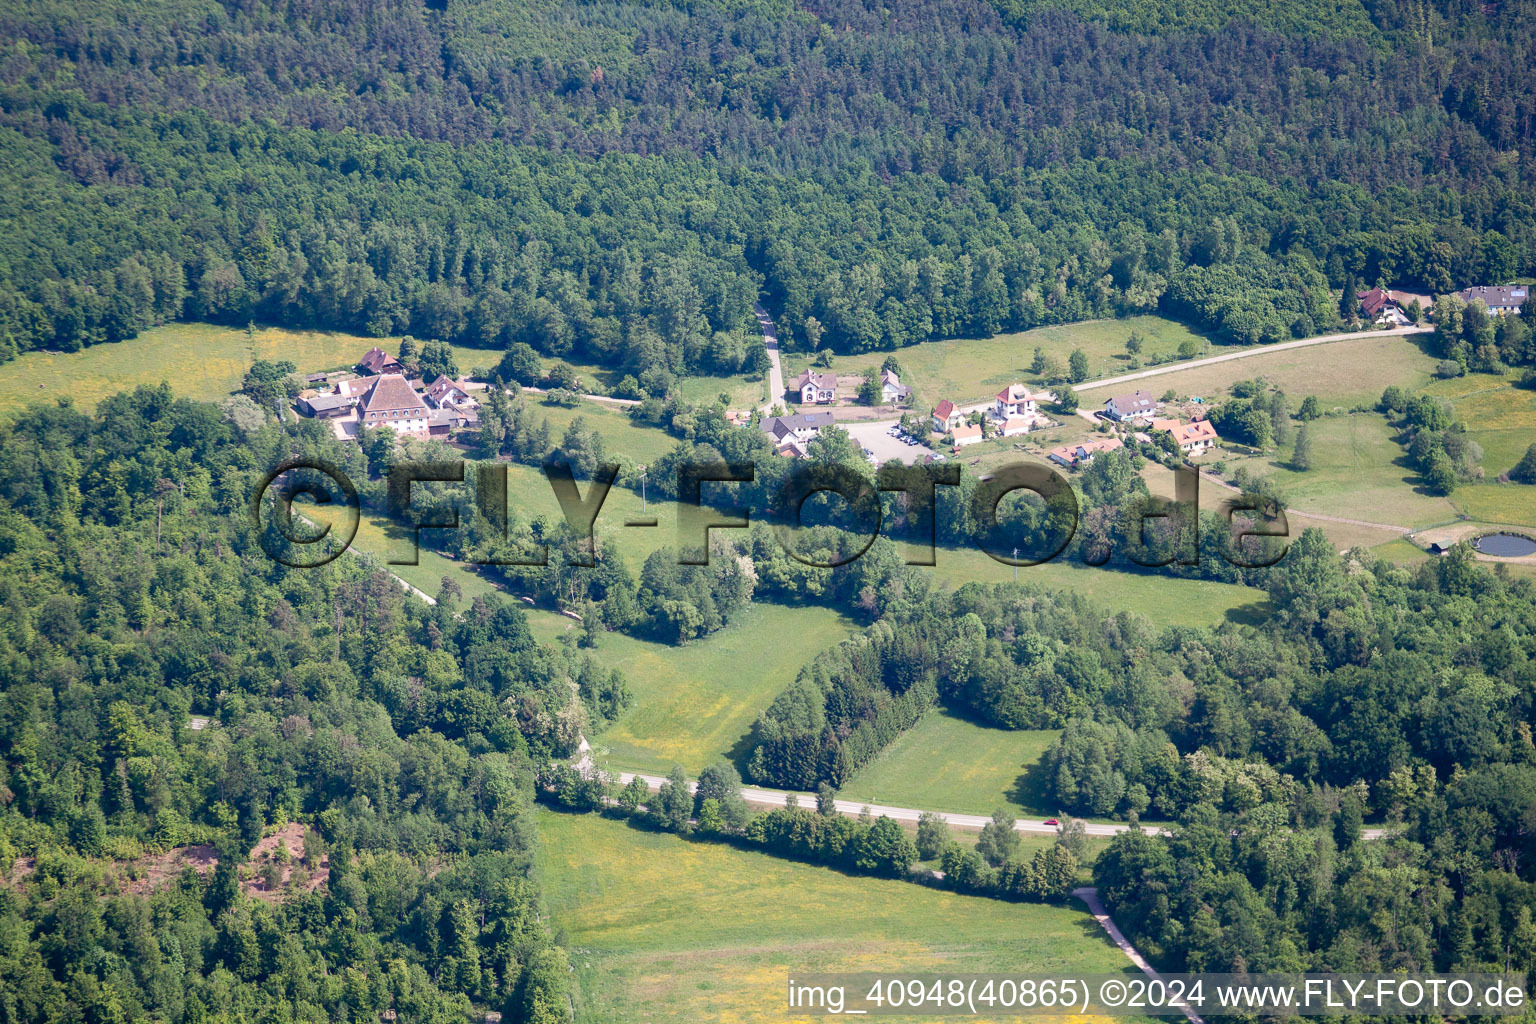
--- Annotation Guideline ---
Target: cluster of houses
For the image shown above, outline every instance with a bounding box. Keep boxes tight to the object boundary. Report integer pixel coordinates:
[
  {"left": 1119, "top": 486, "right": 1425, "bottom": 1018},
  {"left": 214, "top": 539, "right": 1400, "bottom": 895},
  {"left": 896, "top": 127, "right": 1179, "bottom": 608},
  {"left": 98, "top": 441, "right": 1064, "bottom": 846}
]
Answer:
[
  {"left": 1355, "top": 284, "right": 1527, "bottom": 326},
  {"left": 931, "top": 383, "right": 1055, "bottom": 449},
  {"left": 296, "top": 346, "right": 480, "bottom": 442},
  {"left": 791, "top": 367, "right": 911, "bottom": 405}
]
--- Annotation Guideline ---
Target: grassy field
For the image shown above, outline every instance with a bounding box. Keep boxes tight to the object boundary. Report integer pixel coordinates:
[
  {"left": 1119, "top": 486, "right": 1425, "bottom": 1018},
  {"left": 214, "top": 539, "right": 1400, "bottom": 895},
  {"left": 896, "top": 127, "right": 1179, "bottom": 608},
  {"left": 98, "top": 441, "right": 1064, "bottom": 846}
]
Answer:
[
  {"left": 0, "top": 322, "right": 499, "bottom": 415},
  {"left": 532, "top": 397, "right": 680, "bottom": 465},
  {"left": 839, "top": 712, "right": 1062, "bottom": 818},
  {"left": 1208, "top": 413, "right": 1457, "bottom": 531},
  {"left": 923, "top": 545, "right": 1272, "bottom": 628},
  {"left": 1085, "top": 333, "right": 1438, "bottom": 410},
  {"left": 537, "top": 809, "right": 1135, "bottom": 1024},
  {"left": 796, "top": 315, "right": 1213, "bottom": 407},
  {"left": 538, "top": 353, "right": 771, "bottom": 412},
  {"left": 588, "top": 604, "right": 858, "bottom": 776},
  {"left": 1424, "top": 374, "right": 1536, "bottom": 528}
]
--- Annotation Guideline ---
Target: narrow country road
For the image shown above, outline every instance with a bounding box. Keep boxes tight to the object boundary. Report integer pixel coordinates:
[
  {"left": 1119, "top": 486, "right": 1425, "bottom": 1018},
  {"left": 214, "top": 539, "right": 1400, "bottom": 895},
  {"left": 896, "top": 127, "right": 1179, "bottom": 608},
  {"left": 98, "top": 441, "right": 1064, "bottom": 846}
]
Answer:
[
  {"left": 756, "top": 301, "right": 785, "bottom": 414},
  {"left": 1072, "top": 325, "right": 1431, "bottom": 395},
  {"left": 583, "top": 763, "right": 1390, "bottom": 841},
  {"left": 1075, "top": 886, "right": 1207, "bottom": 1024}
]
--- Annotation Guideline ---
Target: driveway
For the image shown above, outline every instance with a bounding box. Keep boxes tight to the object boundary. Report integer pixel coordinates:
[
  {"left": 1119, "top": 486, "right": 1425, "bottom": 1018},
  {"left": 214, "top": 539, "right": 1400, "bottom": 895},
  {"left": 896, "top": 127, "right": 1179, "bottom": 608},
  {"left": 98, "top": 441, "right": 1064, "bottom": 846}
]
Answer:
[{"left": 843, "top": 419, "right": 939, "bottom": 465}]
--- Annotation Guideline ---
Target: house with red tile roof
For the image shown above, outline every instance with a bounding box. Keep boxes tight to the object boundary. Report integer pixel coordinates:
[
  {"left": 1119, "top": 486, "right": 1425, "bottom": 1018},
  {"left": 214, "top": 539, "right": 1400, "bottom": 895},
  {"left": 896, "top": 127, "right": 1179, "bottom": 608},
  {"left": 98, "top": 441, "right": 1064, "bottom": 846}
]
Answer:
[
  {"left": 951, "top": 422, "right": 983, "bottom": 448},
  {"left": 931, "top": 399, "right": 963, "bottom": 432},
  {"left": 358, "top": 347, "right": 404, "bottom": 376},
  {"left": 360, "top": 374, "right": 432, "bottom": 438},
  {"left": 1048, "top": 436, "right": 1123, "bottom": 469},
  {"left": 1152, "top": 417, "right": 1220, "bottom": 455}
]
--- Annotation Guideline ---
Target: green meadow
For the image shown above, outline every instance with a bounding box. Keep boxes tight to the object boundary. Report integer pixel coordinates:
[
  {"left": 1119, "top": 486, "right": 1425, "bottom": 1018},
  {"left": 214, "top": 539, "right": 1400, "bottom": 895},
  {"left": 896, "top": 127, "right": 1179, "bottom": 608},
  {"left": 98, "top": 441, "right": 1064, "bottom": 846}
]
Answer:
[
  {"left": 585, "top": 603, "right": 858, "bottom": 777},
  {"left": 1080, "top": 331, "right": 1438, "bottom": 409},
  {"left": 797, "top": 315, "right": 1213, "bottom": 406},
  {"left": 537, "top": 809, "right": 1135, "bottom": 1024},
  {"left": 839, "top": 712, "right": 1062, "bottom": 818}
]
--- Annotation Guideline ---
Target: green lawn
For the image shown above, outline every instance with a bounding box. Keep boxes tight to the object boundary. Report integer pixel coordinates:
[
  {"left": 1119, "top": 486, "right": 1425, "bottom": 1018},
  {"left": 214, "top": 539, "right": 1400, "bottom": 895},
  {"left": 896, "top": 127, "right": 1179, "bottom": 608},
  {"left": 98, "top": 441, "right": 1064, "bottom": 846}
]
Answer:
[
  {"left": 798, "top": 315, "right": 1212, "bottom": 407},
  {"left": 587, "top": 604, "right": 858, "bottom": 777},
  {"left": 0, "top": 322, "right": 496, "bottom": 415},
  {"left": 301, "top": 504, "right": 505, "bottom": 606},
  {"left": 1217, "top": 413, "right": 1456, "bottom": 530},
  {"left": 1425, "top": 374, "right": 1536, "bottom": 528},
  {"left": 534, "top": 353, "right": 771, "bottom": 412},
  {"left": 533, "top": 397, "right": 681, "bottom": 465},
  {"left": 1089, "top": 333, "right": 1437, "bottom": 410},
  {"left": 923, "top": 545, "right": 1271, "bottom": 629},
  {"left": 537, "top": 809, "right": 1135, "bottom": 1024},
  {"left": 839, "top": 712, "right": 1062, "bottom": 818}
]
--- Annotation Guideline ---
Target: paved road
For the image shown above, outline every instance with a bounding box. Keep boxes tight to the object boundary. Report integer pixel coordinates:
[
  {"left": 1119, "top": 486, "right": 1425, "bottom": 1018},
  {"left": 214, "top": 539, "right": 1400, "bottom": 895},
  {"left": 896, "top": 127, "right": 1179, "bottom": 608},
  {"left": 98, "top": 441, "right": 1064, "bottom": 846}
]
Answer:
[
  {"left": 756, "top": 302, "right": 785, "bottom": 413},
  {"left": 1072, "top": 326, "right": 1431, "bottom": 395},
  {"left": 593, "top": 765, "right": 1388, "bottom": 840},
  {"left": 1076, "top": 886, "right": 1207, "bottom": 1024}
]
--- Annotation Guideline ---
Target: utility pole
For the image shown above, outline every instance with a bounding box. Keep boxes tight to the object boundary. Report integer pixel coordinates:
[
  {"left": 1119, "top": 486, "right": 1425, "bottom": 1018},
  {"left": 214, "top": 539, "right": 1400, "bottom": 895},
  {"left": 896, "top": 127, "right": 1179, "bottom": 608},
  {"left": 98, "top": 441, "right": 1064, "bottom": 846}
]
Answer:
[
  {"left": 1012, "top": 546, "right": 1018, "bottom": 582},
  {"left": 640, "top": 467, "right": 648, "bottom": 510}
]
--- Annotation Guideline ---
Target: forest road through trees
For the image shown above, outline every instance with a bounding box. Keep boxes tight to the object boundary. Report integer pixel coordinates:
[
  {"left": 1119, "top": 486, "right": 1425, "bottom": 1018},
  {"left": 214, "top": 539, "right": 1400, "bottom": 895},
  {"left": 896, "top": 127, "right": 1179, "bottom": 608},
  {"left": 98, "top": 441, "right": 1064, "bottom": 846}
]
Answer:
[{"left": 757, "top": 302, "right": 785, "bottom": 413}]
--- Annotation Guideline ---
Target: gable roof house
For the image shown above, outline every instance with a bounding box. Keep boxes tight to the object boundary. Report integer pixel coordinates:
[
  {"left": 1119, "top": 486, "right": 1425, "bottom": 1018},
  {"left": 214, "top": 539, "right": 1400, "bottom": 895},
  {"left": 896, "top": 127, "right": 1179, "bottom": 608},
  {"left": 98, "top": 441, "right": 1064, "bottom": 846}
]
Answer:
[
  {"left": 994, "top": 384, "right": 1045, "bottom": 420},
  {"left": 423, "top": 375, "right": 475, "bottom": 409},
  {"left": 931, "top": 399, "right": 963, "bottom": 432},
  {"left": 1152, "top": 417, "right": 1220, "bottom": 454},
  {"left": 1457, "top": 285, "right": 1529, "bottom": 315},
  {"left": 793, "top": 369, "right": 838, "bottom": 404},
  {"left": 1358, "top": 287, "right": 1410, "bottom": 326},
  {"left": 999, "top": 415, "right": 1032, "bottom": 438},
  {"left": 1103, "top": 389, "right": 1157, "bottom": 423},
  {"left": 880, "top": 369, "right": 912, "bottom": 404},
  {"left": 951, "top": 422, "right": 983, "bottom": 448},
  {"left": 760, "top": 412, "right": 835, "bottom": 455},
  {"left": 359, "top": 374, "right": 432, "bottom": 438},
  {"left": 358, "top": 347, "right": 404, "bottom": 376},
  {"left": 1048, "top": 436, "right": 1124, "bottom": 469}
]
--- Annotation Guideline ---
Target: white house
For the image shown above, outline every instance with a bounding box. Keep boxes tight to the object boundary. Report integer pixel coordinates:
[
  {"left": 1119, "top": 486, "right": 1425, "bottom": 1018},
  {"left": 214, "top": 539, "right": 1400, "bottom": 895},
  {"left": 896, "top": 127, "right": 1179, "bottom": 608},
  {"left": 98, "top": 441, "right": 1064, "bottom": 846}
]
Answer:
[
  {"left": 1456, "top": 285, "right": 1529, "bottom": 316},
  {"left": 952, "top": 422, "right": 983, "bottom": 448},
  {"left": 932, "top": 399, "right": 963, "bottom": 432},
  {"left": 994, "top": 383, "right": 1044, "bottom": 420},
  {"left": 359, "top": 374, "right": 433, "bottom": 439},
  {"left": 423, "top": 375, "right": 476, "bottom": 409},
  {"left": 760, "top": 412, "right": 835, "bottom": 455},
  {"left": 1103, "top": 389, "right": 1157, "bottom": 423},
  {"left": 1152, "top": 417, "right": 1219, "bottom": 455},
  {"left": 1357, "top": 287, "right": 1410, "bottom": 326},
  {"left": 880, "top": 369, "right": 912, "bottom": 404},
  {"left": 999, "top": 416, "right": 1031, "bottom": 438},
  {"left": 793, "top": 370, "right": 838, "bottom": 404}
]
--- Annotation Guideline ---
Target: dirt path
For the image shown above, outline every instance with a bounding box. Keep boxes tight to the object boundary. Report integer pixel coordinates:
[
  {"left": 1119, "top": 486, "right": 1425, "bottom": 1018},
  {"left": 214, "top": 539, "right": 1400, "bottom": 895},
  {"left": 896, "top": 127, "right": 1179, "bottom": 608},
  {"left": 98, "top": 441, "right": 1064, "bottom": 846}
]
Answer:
[{"left": 1075, "top": 886, "right": 1206, "bottom": 1024}]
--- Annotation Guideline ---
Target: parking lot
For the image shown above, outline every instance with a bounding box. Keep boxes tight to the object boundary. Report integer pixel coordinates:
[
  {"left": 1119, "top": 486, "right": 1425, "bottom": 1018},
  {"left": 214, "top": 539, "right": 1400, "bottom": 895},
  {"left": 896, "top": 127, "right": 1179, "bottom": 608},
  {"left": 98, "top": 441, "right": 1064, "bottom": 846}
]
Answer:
[{"left": 844, "top": 420, "right": 941, "bottom": 465}]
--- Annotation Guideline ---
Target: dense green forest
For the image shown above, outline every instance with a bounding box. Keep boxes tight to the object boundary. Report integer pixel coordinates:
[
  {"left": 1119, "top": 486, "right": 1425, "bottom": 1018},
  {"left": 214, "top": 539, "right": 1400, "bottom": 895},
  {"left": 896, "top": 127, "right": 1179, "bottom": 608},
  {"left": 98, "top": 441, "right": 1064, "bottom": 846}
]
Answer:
[
  {"left": 1, "top": 0, "right": 1535, "bottom": 375},
  {"left": 0, "top": 391, "right": 583, "bottom": 1022}
]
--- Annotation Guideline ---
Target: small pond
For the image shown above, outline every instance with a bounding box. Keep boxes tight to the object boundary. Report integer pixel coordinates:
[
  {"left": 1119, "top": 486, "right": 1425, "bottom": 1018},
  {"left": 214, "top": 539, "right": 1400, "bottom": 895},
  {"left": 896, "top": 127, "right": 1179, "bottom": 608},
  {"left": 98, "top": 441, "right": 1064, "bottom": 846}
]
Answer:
[{"left": 1473, "top": 532, "right": 1536, "bottom": 558}]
